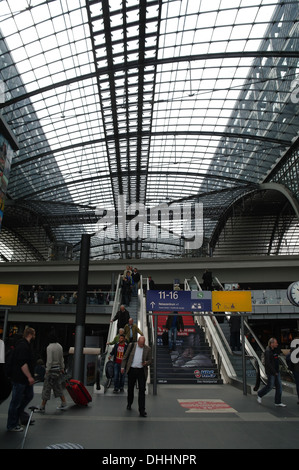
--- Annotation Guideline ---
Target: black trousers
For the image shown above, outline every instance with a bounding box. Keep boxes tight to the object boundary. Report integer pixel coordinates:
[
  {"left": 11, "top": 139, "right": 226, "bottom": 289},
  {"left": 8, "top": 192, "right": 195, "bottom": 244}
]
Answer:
[{"left": 127, "top": 367, "right": 146, "bottom": 413}]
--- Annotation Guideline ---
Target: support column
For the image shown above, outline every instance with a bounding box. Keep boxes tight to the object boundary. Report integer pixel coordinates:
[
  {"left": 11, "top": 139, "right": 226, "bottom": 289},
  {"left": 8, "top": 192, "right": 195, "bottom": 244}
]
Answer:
[{"left": 73, "top": 234, "right": 91, "bottom": 382}]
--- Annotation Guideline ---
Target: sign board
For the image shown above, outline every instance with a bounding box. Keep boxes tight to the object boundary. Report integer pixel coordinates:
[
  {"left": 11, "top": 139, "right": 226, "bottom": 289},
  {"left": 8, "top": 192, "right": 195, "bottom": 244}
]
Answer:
[
  {"left": 0, "top": 284, "right": 19, "bottom": 306},
  {"left": 212, "top": 290, "right": 252, "bottom": 312},
  {"left": 147, "top": 289, "right": 252, "bottom": 313},
  {"left": 146, "top": 290, "right": 191, "bottom": 312},
  {"left": 190, "top": 290, "right": 212, "bottom": 311}
]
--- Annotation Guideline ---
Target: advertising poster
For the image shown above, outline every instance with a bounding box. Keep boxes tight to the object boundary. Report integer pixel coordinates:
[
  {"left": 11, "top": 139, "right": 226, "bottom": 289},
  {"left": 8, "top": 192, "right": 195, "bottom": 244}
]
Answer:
[{"left": 0, "top": 135, "right": 14, "bottom": 231}]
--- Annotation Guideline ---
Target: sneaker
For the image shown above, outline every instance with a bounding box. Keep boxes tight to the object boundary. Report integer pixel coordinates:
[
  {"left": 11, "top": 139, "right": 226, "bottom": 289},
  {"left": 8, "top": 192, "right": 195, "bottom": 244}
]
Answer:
[
  {"left": 37, "top": 407, "right": 45, "bottom": 413},
  {"left": 57, "top": 403, "right": 68, "bottom": 410},
  {"left": 275, "top": 403, "right": 286, "bottom": 407},
  {"left": 113, "top": 389, "right": 119, "bottom": 394},
  {"left": 8, "top": 425, "right": 23, "bottom": 432},
  {"left": 257, "top": 396, "right": 262, "bottom": 404}
]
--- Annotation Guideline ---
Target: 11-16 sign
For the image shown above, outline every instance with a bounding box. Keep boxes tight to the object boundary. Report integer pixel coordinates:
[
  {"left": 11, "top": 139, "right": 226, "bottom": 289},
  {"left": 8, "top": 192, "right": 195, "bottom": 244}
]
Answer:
[{"left": 146, "top": 290, "right": 252, "bottom": 313}]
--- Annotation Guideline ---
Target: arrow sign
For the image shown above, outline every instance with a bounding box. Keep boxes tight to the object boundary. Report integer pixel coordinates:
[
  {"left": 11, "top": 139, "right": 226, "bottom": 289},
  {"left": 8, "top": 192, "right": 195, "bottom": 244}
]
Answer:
[
  {"left": 146, "top": 290, "right": 191, "bottom": 311},
  {"left": 212, "top": 291, "right": 252, "bottom": 312}
]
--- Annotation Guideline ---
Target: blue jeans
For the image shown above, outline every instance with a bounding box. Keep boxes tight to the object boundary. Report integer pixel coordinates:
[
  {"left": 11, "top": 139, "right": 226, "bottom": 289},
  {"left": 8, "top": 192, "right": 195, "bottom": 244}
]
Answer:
[
  {"left": 168, "top": 327, "right": 177, "bottom": 350},
  {"left": 113, "top": 362, "right": 125, "bottom": 390},
  {"left": 7, "top": 382, "right": 34, "bottom": 430},
  {"left": 258, "top": 373, "right": 282, "bottom": 404}
]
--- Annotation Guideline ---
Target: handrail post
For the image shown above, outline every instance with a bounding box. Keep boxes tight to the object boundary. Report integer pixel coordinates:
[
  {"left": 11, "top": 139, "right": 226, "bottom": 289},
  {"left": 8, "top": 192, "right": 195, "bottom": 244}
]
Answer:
[{"left": 241, "top": 313, "right": 247, "bottom": 395}]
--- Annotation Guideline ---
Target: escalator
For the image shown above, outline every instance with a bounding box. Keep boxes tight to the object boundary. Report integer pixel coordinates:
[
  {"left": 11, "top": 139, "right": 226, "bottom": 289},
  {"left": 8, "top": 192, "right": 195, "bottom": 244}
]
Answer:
[
  {"left": 190, "top": 276, "right": 297, "bottom": 395},
  {"left": 189, "top": 275, "right": 263, "bottom": 393},
  {"left": 98, "top": 274, "right": 147, "bottom": 392}
]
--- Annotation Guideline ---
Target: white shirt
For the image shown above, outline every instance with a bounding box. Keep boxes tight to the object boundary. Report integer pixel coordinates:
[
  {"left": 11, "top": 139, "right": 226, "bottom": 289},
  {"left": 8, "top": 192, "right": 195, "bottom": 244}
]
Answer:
[
  {"left": 131, "top": 345, "right": 143, "bottom": 368},
  {"left": 46, "top": 342, "right": 64, "bottom": 372}
]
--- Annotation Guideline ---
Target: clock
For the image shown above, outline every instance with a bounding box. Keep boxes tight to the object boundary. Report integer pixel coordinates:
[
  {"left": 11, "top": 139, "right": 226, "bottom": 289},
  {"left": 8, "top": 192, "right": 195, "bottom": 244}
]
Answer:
[{"left": 287, "top": 281, "right": 299, "bottom": 307}]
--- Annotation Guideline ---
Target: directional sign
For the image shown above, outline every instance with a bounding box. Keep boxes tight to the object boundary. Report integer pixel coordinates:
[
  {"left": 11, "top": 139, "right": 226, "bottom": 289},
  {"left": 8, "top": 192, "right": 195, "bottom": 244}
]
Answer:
[
  {"left": 212, "top": 291, "right": 252, "bottom": 312},
  {"left": 191, "top": 290, "right": 212, "bottom": 311},
  {"left": 0, "top": 284, "right": 19, "bottom": 306},
  {"left": 147, "top": 289, "right": 252, "bottom": 313},
  {"left": 146, "top": 290, "right": 191, "bottom": 312}
]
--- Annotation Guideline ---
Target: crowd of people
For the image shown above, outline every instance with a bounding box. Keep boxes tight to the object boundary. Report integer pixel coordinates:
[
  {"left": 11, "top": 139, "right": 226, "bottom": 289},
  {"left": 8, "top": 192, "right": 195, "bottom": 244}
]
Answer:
[
  {"left": 120, "top": 265, "right": 156, "bottom": 306},
  {"left": 18, "top": 285, "right": 112, "bottom": 305},
  {"left": 17, "top": 270, "right": 158, "bottom": 307}
]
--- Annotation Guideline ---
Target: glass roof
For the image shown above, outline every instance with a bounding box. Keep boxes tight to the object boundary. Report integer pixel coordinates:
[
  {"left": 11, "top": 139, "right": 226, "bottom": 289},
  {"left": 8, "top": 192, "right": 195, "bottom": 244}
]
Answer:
[{"left": 0, "top": 0, "right": 299, "bottom": 260}]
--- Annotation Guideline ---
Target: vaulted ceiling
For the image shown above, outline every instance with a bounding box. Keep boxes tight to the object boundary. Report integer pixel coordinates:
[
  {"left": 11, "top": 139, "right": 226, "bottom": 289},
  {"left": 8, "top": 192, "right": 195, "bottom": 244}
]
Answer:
[{"left": 0, "top": 0, "right": 299, "bottom": 261}]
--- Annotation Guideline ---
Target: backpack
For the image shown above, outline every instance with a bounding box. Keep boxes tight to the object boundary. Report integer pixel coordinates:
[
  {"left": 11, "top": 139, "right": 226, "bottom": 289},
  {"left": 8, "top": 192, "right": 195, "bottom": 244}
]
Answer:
[{"left": 105, "top": 360, "right": 114, "bottom": 379}]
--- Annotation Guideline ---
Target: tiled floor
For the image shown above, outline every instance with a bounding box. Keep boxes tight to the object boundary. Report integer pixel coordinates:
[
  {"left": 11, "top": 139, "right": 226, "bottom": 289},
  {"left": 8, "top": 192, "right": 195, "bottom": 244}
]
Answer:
[{"left": 1, "top": 382, "right": 298, "bottom": 451}]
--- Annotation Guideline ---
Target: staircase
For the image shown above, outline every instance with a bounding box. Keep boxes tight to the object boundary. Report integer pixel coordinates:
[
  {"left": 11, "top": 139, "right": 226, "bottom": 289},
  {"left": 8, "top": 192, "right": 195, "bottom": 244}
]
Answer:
[
  {"left": 154, "top": 315, "right": 222, "bottom": 385},
  {"left": 128, "top": 295, "right": 138, "bottom": 324}
]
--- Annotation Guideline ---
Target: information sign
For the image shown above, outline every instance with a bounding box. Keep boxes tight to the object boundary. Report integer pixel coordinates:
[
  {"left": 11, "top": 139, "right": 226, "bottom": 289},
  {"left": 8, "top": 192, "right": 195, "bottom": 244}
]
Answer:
[
  {"left": 190, "top": 290, "right": 212, "bottom": 311},
  {"left": 212, "top": 290, "right": 252, "bottom": 312},
  {"left": 146, "top": 290, "right": 191, "bottom": 311},
  {"left": 0, "top": 284, "right": 19, "bottom": 306},
  {"left": 147, "top": 289, "right": 252, "bottom": 313}
]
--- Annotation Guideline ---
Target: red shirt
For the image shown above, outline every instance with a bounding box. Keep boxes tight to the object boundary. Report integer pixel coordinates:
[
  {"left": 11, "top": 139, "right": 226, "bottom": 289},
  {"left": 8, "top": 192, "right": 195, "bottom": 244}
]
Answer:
[{"left": 115, "top": 343, "right": 125, "bottom": 364}]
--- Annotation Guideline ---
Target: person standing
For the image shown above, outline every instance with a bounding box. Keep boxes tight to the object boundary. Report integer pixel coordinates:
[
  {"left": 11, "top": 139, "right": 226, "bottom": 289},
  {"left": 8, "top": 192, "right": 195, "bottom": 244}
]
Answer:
[
  {"left": 257, "top": 337, "right": 286, "bottom": 407},
  {"left": 38, "top": 332, "right": 68, "bottom": 412},
  {"left": 202, "top": 270, "right": 213, "bottom": 291},
  {"left": 165, "top": 312, "right": 184, "bottom": 351},
  {"left": 111, "top": 305, "right": 130, "bottom": 330},
  {"left": 107, "top": 328, "right": 125, "bottom": 346},
  {"left": 6, "top": 327, "right": 36, "bottom": 432},
  {"left": 148, "top": 276, "right": 156, "bottom": 290},
  {"left": 228, "top": 312, "right": 241, "bottom": 351},
  {"left": 121, "top": 336, "right": 152, "bottom": 417},
  {"left": 132, "top": 268, "right": 140, "bottom": 296},
  {"left": 109, "top": 334, "right": 128, "bottom": 393},
  {"left": 124, "top": 318, "right": 143, "bottom": 343}
]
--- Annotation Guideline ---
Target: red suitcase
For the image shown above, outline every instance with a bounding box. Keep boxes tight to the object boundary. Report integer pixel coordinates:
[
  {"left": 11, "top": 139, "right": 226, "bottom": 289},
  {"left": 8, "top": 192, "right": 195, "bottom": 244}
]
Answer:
[{"left": 66, "top": 379, "right": 92, "bottom": 406}]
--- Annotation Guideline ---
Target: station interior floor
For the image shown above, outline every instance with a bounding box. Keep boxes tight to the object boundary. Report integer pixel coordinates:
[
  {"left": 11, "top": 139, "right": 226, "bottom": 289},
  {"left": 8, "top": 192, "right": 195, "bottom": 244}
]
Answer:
[{"left": 0, "top": 381, "right": 299, "bottom": 453}]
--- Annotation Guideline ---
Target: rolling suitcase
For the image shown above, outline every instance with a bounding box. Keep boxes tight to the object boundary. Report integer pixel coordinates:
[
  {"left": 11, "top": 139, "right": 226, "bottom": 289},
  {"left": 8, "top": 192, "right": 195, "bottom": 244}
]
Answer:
[{"left": 66, "top": 379, "right": 92, "bottom": 406}]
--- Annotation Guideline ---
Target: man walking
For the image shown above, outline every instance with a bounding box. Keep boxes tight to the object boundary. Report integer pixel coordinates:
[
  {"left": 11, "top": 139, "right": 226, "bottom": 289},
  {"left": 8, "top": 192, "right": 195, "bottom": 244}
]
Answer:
[
  {"left": 7, "top": 327, "right": 36, "bottom": 432},
  {"left": 38, "top": 331, "right": 68, "bottom": 412},
  {"left": 257, "top": 337, "right": 286, "bottom": 407},
  {"left": 109, "top": 334, "right": 128, "bottom": 393},
  {"left": 165, "top": 312, "right": 184, "bottom": 351},
  {"left": 121, "top": 336, "right": 151, "bottom": 417}
]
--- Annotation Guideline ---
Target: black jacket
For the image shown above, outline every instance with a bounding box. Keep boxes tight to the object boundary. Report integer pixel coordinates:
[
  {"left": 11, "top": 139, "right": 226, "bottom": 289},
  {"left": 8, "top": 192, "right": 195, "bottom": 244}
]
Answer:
[
  {"left": 112, "top": 308, "right": 130, "bottom": 329},
  {"left": 166, "top": 315, "right": 184, "bottom": 332},
  {"left": 264, "top": 347, "right": 280, "bottom": 376},
  {"left": 11, "top": 338, "right": 34, "bottom": 384}
]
